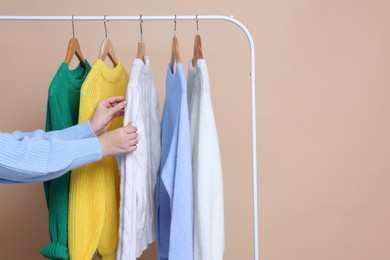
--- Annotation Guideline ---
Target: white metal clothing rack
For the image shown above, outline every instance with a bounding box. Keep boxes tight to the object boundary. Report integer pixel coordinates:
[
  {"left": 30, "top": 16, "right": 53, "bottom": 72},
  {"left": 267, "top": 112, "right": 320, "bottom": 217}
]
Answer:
[{"left": 0, "top": 15, "right": 258, "bottom": 260}]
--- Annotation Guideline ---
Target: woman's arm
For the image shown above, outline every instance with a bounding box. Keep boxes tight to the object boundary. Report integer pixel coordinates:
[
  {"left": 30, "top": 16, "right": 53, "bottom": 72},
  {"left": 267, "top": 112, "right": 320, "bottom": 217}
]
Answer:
[
  {"left": 9, "top": 121, "right": 97, "bottom": 141},
  {"left": 0, "top": 130, "right": 103, "bottom": 184},
  {"left": 9, "top": 95, "right": 129, "bottom": 142},
  {"left": 0, "top": 96, "right": 138, "bottom": 184},
  {"left": 0, "top": 123, "right": 138, "bottom": 184}
]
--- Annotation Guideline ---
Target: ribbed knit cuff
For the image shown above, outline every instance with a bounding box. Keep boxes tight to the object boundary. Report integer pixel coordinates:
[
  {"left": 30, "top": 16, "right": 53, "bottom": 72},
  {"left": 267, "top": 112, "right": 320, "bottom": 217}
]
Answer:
[
  {"left": 40, "top": 242, "right": 69, "bottom": 260},
  {"left": 65, "top": 137, "right": 103, "bottom": 169}
]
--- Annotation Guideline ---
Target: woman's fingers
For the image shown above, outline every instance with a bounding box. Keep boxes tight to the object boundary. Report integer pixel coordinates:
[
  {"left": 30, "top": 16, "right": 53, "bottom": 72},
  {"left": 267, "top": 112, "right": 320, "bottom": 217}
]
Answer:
[
  {"left": 124, "top": 123, "right": 137, "bottom": 134},
  {"left": 112, "top": 110, "right": 125, "bottom": 119},
  {"left": 128, "top": 145, "right": 137, "bottom": 152},
  {"left": 129, "top": 138, "right": 138, "bottom": 146},
  {"left": 108, "top": 101, "right": 127, "bottom": 117},
  {"left": 105, "top": 96, "right": 126, "bottom": 105},
  {"left": 128, "top": 132, "right": 137, "bottom": 140}
]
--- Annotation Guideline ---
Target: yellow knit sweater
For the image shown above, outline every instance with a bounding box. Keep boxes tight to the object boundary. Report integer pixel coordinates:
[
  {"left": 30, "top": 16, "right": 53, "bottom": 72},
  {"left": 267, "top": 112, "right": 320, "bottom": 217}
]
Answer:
[{"left": 69, "top": 59, "right": 129, "bottom": 260}]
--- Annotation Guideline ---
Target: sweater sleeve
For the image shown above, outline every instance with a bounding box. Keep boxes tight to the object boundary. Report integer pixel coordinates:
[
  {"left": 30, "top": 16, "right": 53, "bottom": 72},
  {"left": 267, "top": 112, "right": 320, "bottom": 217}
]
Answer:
[
  {"left": 0, "top": 127, "right": 103, "bottom": 184},
  {"left": 10, "top": 121, "right": 97, "bottom": 142}
]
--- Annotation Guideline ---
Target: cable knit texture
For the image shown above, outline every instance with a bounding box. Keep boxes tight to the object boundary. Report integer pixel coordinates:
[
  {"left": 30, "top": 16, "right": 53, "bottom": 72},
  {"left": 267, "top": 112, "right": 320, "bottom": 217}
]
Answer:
[
  {"left": 156, "top": 63, "right": 193, "bottom": 260},
  {"left": 41, "top": 61, "right": 91, "bottom": 260},
  {"left": 0, "top": 121, "right": 102, "bottom": 184},
  {"left": 116, "top": 57, "right": 160, "bottom": 260},
  {"left": 187, "top": 59, "right": 225, "bottom": 260},
  {"left": 69, "top": 59, "right": 129, "bottom": 260}
]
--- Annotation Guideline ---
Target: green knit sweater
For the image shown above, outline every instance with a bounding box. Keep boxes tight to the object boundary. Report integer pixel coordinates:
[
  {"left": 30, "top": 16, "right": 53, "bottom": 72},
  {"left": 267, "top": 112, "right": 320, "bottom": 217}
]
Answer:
[{"left": 41, "top": 61, "right": 91, "bottom": 260}]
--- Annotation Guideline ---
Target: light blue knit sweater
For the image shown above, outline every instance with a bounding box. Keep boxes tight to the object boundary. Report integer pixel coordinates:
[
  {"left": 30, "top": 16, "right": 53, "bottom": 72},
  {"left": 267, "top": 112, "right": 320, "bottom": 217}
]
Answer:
[
  {"left": 156, "top": 64, "right": 193, "bottom": 260},
  {"left": 0, "top": 121, "right": 102, "bottom": 184}
]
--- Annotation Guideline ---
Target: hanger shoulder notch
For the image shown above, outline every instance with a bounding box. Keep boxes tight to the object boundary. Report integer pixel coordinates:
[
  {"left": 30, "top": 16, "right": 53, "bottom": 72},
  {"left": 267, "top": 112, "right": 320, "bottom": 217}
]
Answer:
[
  {"left": 64, "top": 37, "right": 86, "bottom": 67},
  {"left": 98, "top": 38, "right": 118, "bottom": 67}
]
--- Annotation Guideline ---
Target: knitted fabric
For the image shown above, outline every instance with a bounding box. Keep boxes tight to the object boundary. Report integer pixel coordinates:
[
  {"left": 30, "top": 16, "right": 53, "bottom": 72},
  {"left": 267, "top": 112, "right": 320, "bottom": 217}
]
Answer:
[
  {"left": 69, "top": 59, "right": 129, "bottom": 260},
  {"left": 156, "top": 63, "right": 193, "bottom": 260},
  {"left": 0, "top": 121, "right": 102, "bottom": 184},
  {"left": 116, "top": 57, "right": 160, "bottom": 260},
  {"left": 187, "top": 59, "right": 225, "bottom": 260},
  {"left": 41, "top": 61, "right": 91, "bottom": 260}
]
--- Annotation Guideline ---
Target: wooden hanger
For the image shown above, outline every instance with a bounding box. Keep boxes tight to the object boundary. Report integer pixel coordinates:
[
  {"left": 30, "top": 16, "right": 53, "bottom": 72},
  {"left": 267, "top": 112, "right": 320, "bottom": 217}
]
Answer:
[
  {"left": 169, "top": 35, "right": 181, "bottom": 73},
  {"left": 98, "top": 16, "right": 118, "bottom": 67},
  {"left": 169, "top": 16, "right": 181, "bottom": 73},
  {"left": 64, "top": 37, "right": 86, "bottom": 67},
  {"left": 192, "top": 34, "right": 203, "bottom": 67},
  {"left": 64, "top": 17, "right": 86, "bottom": 67},
  {"left": 137, "top": 42, "right": 146, "bottom": 63},
  {"left": 98, "top": 38, "right": 118, "bottom": 67},
  {"left": 136, "top": 16, "right": 146, "bottom": 63}
]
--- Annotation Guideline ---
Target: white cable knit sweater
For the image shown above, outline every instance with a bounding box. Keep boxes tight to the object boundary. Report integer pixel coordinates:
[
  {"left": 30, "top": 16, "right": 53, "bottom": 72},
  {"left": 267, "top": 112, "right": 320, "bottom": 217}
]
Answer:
[
  {"left": 187, "top": 59, "right": 225, "bottom": 260},
  {"left": 117, "top": 57, "right": 161, "bottom": 260}
]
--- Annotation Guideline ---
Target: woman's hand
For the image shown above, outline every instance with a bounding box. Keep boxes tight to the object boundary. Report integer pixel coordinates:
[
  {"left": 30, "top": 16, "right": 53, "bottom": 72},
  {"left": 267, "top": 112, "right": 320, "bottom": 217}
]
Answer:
[
  {"left": 90, "top": 96, "right": 127, "bottom": 136},
  {"left": 98, "top": 123, "right": 138, "bottom": 157}
]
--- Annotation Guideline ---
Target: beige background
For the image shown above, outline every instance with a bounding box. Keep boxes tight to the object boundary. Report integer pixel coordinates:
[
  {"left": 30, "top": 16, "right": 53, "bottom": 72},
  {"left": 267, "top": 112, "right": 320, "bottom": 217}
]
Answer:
[{"left": 1, "top": 0, "right": 390, "bottom": 259}]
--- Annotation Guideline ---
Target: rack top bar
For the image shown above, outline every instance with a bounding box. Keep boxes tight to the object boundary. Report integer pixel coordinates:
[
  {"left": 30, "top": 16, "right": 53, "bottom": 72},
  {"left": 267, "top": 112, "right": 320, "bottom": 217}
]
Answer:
[{"left": 0, "top": 15, "right": 235, "bottom": 21}]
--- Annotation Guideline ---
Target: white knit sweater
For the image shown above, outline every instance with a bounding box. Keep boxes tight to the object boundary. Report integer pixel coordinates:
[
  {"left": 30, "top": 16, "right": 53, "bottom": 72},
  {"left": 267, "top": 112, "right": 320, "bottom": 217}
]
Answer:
[
  {"left": 116, "top": 57, "right": 161, "bottom": 260},
  {"left": 187, "top": 59, "right": 225, "bottom": 260}
]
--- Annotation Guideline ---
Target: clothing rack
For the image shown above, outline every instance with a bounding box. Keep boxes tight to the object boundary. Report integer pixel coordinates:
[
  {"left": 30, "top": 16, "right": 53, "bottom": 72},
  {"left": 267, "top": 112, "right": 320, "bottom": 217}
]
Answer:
[{"left": 0, "top": 15, "right": 258, "bottom": 260}]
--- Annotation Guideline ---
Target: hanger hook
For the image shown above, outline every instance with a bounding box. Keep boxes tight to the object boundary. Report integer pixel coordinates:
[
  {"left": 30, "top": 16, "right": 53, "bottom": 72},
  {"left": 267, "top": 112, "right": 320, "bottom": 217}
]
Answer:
[
  {"left": 140, "top": 14, "right": 143, "bottom": 42},
  {"left": 103, "top": 15, "right": 108, "bottom": 38},
  {"left": 72, "top": 15, "right": 75, "bottom": 38},
  {"left": 196, "top": 14, "right": 199, "bottom": 34},
  {"left": 174, "top": 15, "right": 177, "bottom": 36}
]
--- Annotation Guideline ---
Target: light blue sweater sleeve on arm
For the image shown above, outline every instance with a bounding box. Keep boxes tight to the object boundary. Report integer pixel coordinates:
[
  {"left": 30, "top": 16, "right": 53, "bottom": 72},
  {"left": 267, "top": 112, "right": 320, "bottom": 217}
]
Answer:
[
  {"left": 0, "top": 121, "right": 103, "bottom": 184},
  {"left": 10, "top": 121, "right": 96, "bottom": 141}
]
